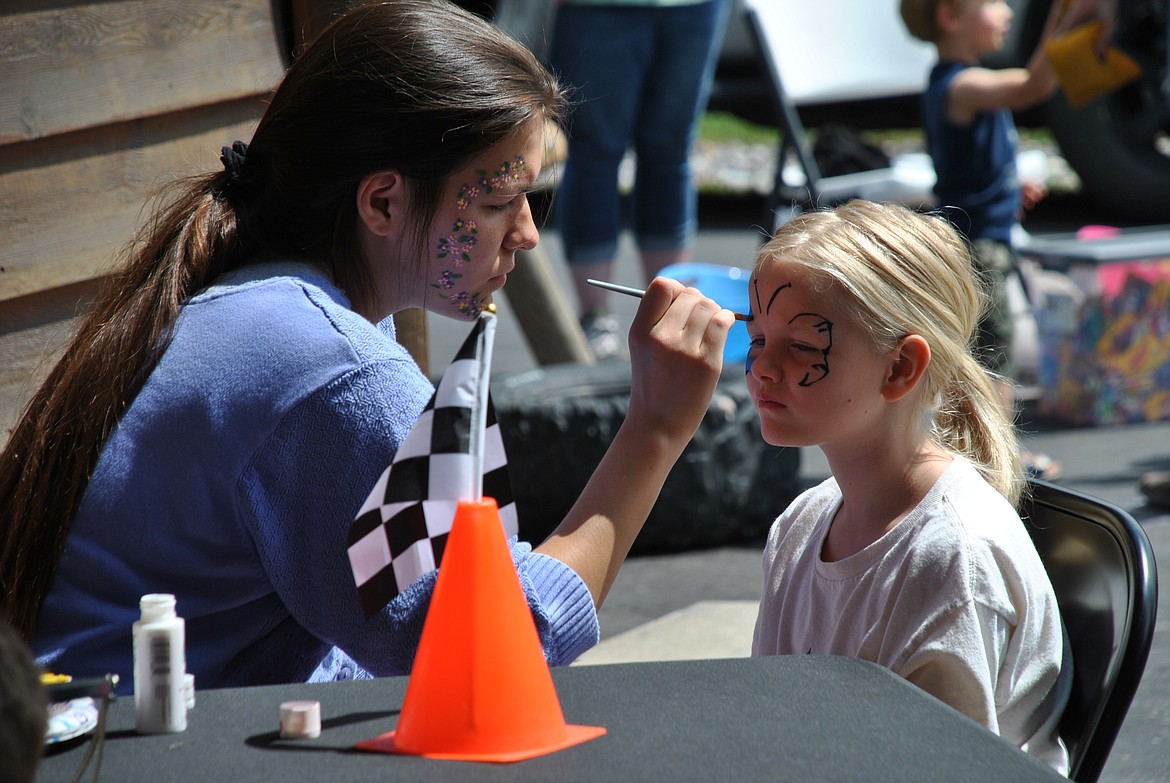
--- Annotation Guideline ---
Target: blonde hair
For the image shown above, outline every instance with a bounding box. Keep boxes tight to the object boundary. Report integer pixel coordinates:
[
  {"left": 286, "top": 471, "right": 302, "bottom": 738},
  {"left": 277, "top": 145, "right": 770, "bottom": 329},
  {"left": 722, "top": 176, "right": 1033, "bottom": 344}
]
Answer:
[
  {"left": 755, "top": 200, "right": 1024, "bottom": 506},
  {"left": 900, "top": 0, "right": 960, "bottom": 43}
]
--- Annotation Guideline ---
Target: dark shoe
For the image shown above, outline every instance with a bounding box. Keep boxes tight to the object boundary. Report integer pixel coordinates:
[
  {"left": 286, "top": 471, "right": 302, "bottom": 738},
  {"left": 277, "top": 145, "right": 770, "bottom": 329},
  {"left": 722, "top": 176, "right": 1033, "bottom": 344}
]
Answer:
[{"left": 1139, "top": 471, "right": 1170, "bottom": 510}]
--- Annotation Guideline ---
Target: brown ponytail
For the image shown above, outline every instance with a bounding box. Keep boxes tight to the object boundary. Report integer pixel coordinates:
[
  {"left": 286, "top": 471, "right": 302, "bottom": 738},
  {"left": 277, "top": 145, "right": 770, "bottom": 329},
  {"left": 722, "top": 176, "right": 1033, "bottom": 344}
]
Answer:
[{"left": 0, "top": 175, "right": 244, "bottom": 637}]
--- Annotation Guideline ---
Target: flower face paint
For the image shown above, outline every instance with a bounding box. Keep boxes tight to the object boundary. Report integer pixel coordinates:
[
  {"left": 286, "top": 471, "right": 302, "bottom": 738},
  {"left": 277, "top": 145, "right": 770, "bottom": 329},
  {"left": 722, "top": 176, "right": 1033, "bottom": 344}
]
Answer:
[
  {"left": 431, "top": 158, "right": 525, "bottom": 317},
  {"left": 424, "top": 121, "right": 542, "bottom": 320}
]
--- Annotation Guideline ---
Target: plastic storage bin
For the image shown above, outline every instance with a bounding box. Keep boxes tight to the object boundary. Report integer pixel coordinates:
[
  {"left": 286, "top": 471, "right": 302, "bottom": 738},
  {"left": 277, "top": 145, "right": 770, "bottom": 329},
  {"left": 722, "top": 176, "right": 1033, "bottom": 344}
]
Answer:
[{"left": 1021, "top": 225, "right": 1170, "bottom": 426}]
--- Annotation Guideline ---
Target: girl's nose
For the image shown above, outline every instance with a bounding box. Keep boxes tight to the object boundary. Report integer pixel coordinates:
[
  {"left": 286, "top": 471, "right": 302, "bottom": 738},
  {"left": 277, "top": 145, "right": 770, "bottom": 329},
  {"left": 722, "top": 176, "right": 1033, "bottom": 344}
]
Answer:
[
  {"left": 506, "top": 196, "right": 539, "bottom": 252},
  {"left": 746, "top": 344, "right": 779, "bottom": 382}
]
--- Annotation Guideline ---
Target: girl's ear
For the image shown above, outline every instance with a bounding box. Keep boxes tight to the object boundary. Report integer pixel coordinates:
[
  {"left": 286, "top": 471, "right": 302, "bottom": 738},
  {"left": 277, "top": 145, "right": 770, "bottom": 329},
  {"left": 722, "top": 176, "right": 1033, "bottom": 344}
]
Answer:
[
  {"left": 882, "top": 334, "right": 931, "bottom": 402},
  {"left": 356, "top": 170, "right": 405, "bottom": 237}
]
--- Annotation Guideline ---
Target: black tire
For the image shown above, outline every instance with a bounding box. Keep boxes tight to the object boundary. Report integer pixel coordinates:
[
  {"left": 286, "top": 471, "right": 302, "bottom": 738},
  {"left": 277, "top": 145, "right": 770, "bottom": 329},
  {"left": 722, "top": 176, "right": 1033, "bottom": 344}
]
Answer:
[
  {"left": 982, "top": 0, "right": 1169, "bottom": 222},
  {"left": 1043, "top": 0, "right": 1170, "bottom": 223},
  {"left": 493, "top": 362, "right": 801, "bottom": 554},
  {"left": 1046, "top": 89, "right": 1170, "bottom": 224}
]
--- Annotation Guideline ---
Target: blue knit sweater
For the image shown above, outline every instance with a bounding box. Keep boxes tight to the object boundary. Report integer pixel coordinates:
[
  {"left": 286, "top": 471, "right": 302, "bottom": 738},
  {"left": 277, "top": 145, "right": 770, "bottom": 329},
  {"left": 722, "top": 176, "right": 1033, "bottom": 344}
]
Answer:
[{"left": 32, "top": 262, "right": 598, "bottom": 692}]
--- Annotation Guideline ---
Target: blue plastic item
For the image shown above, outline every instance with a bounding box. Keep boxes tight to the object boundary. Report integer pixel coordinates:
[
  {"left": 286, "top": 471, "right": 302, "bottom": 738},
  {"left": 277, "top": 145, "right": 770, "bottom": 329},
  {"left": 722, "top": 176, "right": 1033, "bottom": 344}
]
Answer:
[{"left": 659, "top": 262, "right": 752, "bottom": 364}]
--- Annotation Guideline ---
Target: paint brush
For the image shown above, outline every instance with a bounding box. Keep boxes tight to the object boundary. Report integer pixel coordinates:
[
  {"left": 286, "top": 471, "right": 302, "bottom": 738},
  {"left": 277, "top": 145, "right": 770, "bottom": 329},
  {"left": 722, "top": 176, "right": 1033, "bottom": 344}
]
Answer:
[{"left": 586, "top": 279, "right": 751, "bottom": 321}]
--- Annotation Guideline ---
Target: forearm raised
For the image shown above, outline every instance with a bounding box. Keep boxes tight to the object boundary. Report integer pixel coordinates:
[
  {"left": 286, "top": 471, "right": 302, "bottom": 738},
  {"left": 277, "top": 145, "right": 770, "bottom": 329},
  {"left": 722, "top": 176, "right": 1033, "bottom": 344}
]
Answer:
[{"left": 534, "top": 419, "right": 684, "bottom": 607}]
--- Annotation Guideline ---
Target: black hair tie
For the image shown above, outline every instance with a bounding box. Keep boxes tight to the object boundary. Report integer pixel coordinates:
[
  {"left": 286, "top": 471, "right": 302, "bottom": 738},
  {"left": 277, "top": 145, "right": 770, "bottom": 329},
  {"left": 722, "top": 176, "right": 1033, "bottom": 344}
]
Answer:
[{"left": 220, "top": 140, "right": 251, "bottom": 184}]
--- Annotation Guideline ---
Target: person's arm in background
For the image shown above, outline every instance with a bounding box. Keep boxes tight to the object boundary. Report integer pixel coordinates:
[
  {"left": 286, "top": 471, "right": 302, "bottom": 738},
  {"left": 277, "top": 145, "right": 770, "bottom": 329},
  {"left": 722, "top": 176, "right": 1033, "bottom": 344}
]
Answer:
[
  {"left": 946, "top": 1, "right": 1077, "bottom": 123},
  {"left": 1065, "top": 0, "right": 1119, "bottom": 56}
]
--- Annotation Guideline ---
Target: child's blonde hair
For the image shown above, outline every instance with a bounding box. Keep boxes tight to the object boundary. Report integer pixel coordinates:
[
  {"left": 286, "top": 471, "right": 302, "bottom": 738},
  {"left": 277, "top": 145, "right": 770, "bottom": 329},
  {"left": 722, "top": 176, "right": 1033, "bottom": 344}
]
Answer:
[
  {"left": 900, "top": 0, "right": 960, "bottom": 43},
  {"left": 755, "top": 200, "right": 1024, "bottom": 506}
]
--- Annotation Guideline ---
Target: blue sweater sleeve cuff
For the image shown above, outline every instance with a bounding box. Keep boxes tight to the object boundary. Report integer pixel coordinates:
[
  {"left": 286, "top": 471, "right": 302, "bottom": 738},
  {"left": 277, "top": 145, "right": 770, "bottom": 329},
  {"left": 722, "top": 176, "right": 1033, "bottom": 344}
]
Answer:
[{"left": 511, "top": 541, "right": 600, "bottom": 666}]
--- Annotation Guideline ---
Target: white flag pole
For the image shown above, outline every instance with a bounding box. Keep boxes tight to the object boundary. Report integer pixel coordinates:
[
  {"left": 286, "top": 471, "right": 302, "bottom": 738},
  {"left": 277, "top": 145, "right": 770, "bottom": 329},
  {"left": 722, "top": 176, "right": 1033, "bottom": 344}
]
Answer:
[{"left": 468, "top": 313, "right": 497, "bottom": 502}]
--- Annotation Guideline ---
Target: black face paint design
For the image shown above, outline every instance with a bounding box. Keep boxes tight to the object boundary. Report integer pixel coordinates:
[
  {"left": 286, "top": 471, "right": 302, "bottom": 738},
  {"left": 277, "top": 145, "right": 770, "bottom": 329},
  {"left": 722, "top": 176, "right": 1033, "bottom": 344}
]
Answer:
[
  {"left": 787, "top": 313, "right": 832, "bottom": 386},
  {"left": 752, "top": 277, "right": 790, "bottom": 317},
  {"left": 747, "top": 275, "right": 834, "bottom": 386}
]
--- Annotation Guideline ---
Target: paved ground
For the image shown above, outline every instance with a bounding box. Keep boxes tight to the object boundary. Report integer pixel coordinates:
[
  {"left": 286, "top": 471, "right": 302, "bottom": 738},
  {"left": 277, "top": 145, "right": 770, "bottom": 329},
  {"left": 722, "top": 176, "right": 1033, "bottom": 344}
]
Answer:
[{"left": 427, "top": 192, "right": 1169, "bottom": 783}]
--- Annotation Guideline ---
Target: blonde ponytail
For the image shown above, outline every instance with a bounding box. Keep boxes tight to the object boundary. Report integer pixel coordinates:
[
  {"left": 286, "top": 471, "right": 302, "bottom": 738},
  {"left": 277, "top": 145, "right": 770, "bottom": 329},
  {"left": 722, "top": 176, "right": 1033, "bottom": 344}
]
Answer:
[{"left": 935, "top": 352, "right": 1025, "bottom": 506}]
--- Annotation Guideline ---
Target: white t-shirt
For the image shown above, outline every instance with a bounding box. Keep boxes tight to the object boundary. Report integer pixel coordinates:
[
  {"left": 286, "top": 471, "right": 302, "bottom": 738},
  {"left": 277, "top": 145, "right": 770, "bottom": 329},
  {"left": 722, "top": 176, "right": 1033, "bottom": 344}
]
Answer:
[{"left": 752, "top": 457, "right": 1069, "bottom": 774}]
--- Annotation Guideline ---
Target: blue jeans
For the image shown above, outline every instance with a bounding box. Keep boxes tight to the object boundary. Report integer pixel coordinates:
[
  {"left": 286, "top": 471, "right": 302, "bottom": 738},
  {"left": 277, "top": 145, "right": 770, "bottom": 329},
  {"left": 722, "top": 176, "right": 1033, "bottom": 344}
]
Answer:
[{"left": 549, "top": 0, "right": 730, "bottom": 263}]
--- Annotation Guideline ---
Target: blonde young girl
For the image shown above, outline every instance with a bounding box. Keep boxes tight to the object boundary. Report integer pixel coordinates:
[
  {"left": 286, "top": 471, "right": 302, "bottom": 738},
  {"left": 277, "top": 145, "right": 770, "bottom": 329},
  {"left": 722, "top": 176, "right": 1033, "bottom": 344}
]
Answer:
[{"left": 747, "top": 201, "right": 1068, "bottom": 773}]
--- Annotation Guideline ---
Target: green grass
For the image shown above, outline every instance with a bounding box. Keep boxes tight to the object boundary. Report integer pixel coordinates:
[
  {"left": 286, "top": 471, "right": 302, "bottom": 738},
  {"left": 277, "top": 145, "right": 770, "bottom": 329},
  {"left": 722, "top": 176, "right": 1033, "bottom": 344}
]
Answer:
[
  {"left": 699, "top": 111, "right": 1055, "bottom": 149},
  {"left": 698, "top": 111, "right": 779, "bottom": 145},
  {"left": 694, "top": 111, "right": 1067, "bottom": 195},
  {"left": 700, "top": 111, "right": 914, "bottom": 150}
]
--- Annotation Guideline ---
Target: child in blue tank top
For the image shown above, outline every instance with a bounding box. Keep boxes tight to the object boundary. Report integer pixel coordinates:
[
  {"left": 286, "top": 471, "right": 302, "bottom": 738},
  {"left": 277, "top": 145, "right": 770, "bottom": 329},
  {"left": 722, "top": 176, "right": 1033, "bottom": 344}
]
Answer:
[{"left": 899, "top": 0, "right": 1087, "bottom": 479}]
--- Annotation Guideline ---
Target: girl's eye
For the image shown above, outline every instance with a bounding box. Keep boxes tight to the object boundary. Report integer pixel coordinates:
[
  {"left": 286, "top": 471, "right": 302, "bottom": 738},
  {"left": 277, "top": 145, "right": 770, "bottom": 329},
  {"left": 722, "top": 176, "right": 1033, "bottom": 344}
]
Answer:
[
  {"left": 793, "top": 343, "right": 818, "bottom": 354},
  {"left": 748, "top": 336, "right": 765, "bottom": 348},
  {"left": 490, "top": 195, "right": 524, "bottom": 212}
]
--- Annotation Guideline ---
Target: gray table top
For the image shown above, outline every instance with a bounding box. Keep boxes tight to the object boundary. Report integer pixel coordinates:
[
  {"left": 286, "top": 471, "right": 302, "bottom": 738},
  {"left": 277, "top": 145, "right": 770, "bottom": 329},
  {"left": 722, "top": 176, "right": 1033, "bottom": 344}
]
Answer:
[{"left": 39, "top": 655, "right": 1064, "bottom": 783}]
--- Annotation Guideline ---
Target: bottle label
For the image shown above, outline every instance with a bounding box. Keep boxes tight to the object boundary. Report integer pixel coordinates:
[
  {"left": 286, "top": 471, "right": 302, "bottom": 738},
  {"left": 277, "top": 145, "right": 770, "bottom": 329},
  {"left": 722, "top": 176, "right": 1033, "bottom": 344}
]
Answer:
[
  {"left": 150, "top": 632, "right": 172, "bottom": 677},
  {"left": 136, "top": 626, "right": 185, "bottom": 732},
  {"left": 149, "top": 630, "right": 173, "bottom": 720}
]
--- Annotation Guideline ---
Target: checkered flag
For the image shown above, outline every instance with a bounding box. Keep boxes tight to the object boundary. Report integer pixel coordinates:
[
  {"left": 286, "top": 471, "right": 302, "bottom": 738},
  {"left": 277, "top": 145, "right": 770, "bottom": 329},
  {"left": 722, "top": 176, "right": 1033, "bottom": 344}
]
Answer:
[{"left": 347, "top": 313, "right": 517, "bottom": 617}]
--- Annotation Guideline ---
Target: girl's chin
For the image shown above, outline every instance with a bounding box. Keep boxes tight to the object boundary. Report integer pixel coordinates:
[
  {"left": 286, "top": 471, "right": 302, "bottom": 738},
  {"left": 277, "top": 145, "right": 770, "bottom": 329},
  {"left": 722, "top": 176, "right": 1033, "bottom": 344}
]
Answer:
[{"left": 759, "top": 422, "right": 806, "bottom": 449}]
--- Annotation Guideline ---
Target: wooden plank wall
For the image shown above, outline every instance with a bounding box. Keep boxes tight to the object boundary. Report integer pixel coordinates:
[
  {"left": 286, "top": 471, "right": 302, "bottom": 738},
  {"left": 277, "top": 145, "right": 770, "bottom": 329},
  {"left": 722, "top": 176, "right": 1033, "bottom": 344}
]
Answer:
[
  {"left": 0, "top": 0, "right": 297, "bottom": 444},
  {"left": 1, "top": 0, "right": 290, "bottom": 303}
]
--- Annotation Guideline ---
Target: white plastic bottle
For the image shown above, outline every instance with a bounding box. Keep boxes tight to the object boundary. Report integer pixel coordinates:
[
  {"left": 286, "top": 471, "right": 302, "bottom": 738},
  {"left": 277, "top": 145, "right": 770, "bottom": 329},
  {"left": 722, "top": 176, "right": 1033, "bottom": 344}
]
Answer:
[{"left": 132, "top": 593, "right": 187, "bottom": 733}]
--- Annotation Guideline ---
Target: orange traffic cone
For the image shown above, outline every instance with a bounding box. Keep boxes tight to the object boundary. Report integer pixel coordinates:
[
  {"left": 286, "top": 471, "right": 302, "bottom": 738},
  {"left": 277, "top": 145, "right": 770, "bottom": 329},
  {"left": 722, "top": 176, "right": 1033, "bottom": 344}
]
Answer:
[{"left": 356, "top": 497, "right": 606, "bottom": 762}]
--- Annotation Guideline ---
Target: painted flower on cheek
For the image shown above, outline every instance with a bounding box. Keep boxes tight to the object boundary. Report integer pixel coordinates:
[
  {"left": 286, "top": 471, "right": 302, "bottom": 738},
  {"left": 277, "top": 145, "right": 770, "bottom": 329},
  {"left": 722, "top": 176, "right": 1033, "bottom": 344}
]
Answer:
[
  {"left": 449, "top": 291, "right": 485, "bottom": 318},
  {"left": 436, "top": 220, "right": 478, "bottom": 267},
  {"left": 432, "top": 270, "right": 461, "bottom": 291}
]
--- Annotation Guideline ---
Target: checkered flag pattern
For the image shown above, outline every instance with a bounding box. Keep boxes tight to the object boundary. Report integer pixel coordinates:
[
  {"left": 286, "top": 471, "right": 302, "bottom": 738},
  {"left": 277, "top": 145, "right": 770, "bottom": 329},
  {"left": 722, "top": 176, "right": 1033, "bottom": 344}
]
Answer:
[{"left": 347, "top": 314, "right": 517, "bottom": 617}]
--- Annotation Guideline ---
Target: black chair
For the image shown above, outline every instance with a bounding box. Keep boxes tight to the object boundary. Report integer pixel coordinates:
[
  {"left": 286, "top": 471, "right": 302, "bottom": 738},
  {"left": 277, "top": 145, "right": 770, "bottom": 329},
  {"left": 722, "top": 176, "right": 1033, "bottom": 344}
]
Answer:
[{"left": 1020, "top": 479, "right": 1159, "bottom": 783}]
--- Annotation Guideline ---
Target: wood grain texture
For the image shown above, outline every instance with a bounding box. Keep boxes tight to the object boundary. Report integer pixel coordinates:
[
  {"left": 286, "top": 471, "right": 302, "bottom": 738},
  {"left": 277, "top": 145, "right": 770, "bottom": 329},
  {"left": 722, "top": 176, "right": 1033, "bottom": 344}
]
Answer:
[
  {"left": 0, "top": 0, "right": 302, "bottom": 446},
  {"left": 0, "top": 0, "right": 286, "bottom": 145},
  {"left": 0, "top": 96, "right": 267, "bottom": 303}
]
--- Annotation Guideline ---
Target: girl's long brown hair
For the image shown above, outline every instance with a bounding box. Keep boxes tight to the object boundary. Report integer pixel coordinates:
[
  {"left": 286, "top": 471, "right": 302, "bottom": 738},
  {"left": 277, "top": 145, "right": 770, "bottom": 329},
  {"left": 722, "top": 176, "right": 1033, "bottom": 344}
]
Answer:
[{"left": 0, "top": 0, "right": 566, "bottom": 638}]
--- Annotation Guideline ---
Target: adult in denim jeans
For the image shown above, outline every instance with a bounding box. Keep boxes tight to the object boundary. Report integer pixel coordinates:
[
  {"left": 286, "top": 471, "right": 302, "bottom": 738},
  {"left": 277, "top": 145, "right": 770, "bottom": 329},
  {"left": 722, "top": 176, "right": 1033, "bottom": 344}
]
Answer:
[{"left": 549, "top": 0, "right": 730, "bottom": 358}]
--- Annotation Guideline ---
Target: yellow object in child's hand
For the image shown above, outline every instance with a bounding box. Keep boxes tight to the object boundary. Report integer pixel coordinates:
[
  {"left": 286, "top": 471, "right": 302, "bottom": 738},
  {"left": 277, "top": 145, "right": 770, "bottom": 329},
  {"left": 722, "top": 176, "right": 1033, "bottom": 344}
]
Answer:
[
  {"left": 1044, "top": 21, "right": 1141, "bottom": 109},
  {"left": 40, "top": 672, "right": 73, "bottom": 685}
]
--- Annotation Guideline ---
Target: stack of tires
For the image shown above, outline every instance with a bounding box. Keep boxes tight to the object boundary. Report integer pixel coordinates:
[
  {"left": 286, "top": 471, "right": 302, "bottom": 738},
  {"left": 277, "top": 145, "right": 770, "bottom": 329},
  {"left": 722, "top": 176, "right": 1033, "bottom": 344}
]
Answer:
[{"left": 492, "top": 362, "right": 802, "bottom": 554}]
